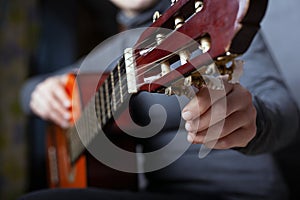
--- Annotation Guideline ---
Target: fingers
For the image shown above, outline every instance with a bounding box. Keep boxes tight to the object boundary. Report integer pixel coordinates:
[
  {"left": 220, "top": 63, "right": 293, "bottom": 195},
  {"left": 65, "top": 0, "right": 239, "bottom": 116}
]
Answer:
[
  {"left": 182, "top": 81, "right": 257, "bottom": 149},
  {"left": 184, "top": 84, "right": 251, "bottom": 133},
  {"left": 30, "top": 75, "right": 72, "bottom": 128},
  {"left": 204, "top": 126, "right": 256, "bottom": 149},
  {"left": 182, "top": 80, "right": 234, "bottom": 121},
  {"left": 53, "top": 75, "right": 71, "bottom": 108},
  {"left": 190, "top": 108, "right": 256, "bottom": 144}
]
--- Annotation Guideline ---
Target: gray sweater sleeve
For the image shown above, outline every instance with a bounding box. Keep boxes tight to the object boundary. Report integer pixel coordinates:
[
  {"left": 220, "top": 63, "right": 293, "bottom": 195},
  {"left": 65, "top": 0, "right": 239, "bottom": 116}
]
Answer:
[{"left": 237, "top": 32, "right": 300, "bottom": 154}]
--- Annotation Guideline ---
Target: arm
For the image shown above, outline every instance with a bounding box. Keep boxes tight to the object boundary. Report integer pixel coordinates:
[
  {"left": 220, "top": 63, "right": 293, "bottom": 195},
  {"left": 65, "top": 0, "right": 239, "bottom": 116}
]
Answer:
[{"left": 237, "top": 32, "right": 300, "bottom": 154}]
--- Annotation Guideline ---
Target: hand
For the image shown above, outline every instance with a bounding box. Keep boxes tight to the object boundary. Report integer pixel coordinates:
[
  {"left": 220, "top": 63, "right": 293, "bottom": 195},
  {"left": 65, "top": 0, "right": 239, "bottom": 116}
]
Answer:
[
  {"left": 182, "top": 81, "right": 257, "bottom": 149},
  {"left": 30, "top": 74, "right": 72, "bottom": 128}
]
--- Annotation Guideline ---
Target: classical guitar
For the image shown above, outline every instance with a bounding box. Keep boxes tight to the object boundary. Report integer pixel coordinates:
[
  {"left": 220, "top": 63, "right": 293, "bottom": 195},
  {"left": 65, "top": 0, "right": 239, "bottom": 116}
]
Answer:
[{"left": 46, "top": 0, "right": 268, "bottom": 189}]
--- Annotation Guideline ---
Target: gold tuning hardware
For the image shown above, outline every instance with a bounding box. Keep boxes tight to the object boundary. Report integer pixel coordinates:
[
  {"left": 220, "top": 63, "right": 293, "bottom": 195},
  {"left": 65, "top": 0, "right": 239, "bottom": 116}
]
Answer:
[
  {"left": 155, "top": 33, "right": 165, "bottom": 45},
  {"left": 171, "top": 0, "right": 177, "bottom": 6},
  {"left": 164, "top": 56, "right": 244, "bottom": 97},
  {"left": 195, "top": 1, "right": 204, "bottom": 13},
  {"left": 153, "top": 11, "right": 161, "bottom": 22},
  {"left": 199, "top": 36, "right": 211, "bottom": 53},
  {"left": 155, "top": 33, "right": 171, "bottom": 76},
  {"left": 165, "top": 87, "right": 173, "bottom": 96},
  {"left": 174, "top": 15, "right": 185, "bottom": 29}
]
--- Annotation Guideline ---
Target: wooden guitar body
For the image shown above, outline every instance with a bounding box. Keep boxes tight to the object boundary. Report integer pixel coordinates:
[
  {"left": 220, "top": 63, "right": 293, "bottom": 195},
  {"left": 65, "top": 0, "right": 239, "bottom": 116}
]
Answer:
[
  {"left": 46, "top": 123, "right": 87, "bottom": 188},
  {"left": 46, "top": 74, "right": 87, "bottom": 188}
]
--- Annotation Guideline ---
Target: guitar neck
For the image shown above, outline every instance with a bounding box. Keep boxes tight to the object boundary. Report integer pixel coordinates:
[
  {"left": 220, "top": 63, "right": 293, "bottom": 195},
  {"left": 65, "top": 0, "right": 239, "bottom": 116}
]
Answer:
[{"left": 67, "top": 56, "right": 130, "bottom": 164}]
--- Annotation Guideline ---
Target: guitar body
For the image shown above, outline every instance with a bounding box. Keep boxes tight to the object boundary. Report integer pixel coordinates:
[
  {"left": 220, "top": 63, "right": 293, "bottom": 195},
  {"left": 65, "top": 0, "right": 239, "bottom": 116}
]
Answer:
[
  {"left": 46, "top": 74, "right": 87, "bottom": 188},
  {"left": 46, "top": 125, "right": 138, "bottom": 189},
  {"left": 46, "top": 124, "right": 87, "bottom": 188}
]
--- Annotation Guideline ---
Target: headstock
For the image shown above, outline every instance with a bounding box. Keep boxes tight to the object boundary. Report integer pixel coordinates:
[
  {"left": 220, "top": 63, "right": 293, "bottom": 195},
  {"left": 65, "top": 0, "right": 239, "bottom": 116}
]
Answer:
[{"left": 124, "top": 0, "right": 268, "bottom": 96}]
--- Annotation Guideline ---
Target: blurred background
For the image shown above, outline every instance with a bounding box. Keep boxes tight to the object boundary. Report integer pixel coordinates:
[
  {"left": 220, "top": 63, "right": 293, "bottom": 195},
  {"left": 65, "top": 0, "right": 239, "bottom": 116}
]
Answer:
[
  {"left": 262, "top": 1, "right": 300, "bottom": 199},
  {"left": 0, "top": 0, "right": 299, "bottom": 200},
  {"left": 0, "top": 0, "right": 118, "bottom": 199},
  {"left": 0, "top": 0, "right": 35, "bottom": 199}
]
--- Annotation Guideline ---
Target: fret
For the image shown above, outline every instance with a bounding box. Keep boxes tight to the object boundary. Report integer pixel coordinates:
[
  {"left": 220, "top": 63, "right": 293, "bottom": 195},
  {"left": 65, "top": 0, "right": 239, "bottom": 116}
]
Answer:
[
  {"left": 68, "top": 125, "right": 84, "bottom": 163},
  {"left": 104, "top": 79, "right": 111, "bottom": 119},
  {"left": 110, "top": 71, "right": 117, "bottom": 111},
  {"left": 66, "top": 58, "right": 131, "bottom": 164},
  {"left": 99, "top": 85, "right": 106, "bottom": 125},
  {"left": 85, "top": 99, "right": 100, "bottom": 140},
  {"left": 117, "top": 62, "right": 124, "bottom": 103},
  {"left": 81, "top": 109, "right": 89, "bottom": 146},
  {"left": 68, "top": 98, "right": 100, "bottom": 163},
  {"left": 95, "top": 91, "right": 102, "bottom": 126}
]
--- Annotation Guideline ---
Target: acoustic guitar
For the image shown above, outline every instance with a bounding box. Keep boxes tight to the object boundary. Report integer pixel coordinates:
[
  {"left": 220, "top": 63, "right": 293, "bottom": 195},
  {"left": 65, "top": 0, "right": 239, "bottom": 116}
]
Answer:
[{"left": 46, "top": 0, "right": 268, "bottom": 189}]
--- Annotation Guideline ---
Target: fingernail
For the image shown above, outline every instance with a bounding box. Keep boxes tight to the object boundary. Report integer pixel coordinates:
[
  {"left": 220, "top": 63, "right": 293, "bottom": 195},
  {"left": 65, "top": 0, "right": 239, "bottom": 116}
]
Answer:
[
  {"left": 185, "top": 122, "right": 192, "bottom": 131},
  {"left": 64, "top": 101, "right": 71, "bottom": 107},
  {"left": 182, "top": 111, "right": 192, "bottom": 120},
  {"left": 64, "top": 112, "right": 71, "bottom": 120},
  {"left": 187, "top": 134, "right": 193, "bottom": 143},
  {"left": 61, "top": 121, "right": 70, "bottom": 129}
]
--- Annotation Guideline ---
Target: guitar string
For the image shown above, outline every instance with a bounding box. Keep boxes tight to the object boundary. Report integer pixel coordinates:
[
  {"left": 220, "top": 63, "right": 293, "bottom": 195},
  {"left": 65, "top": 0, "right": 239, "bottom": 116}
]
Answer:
[
  {"left": 105, "top": 37, "right": 199, "bottom": 91},
  {"left": 94, "top": 39, "right": 202, "bottom": 120},
  {"left": 68, "top": 9, "right": 203, "bottom": 159},
  {"left": 87, "top": 19, "right": 200, "bottom": 121},
  {"left": 77, "top": 27, "right": 201, "bottom": 132}
]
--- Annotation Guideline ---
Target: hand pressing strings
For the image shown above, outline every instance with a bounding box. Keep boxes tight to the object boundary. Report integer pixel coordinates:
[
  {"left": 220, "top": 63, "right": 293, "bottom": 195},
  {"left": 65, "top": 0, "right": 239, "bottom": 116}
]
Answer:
[{"left": 30, "top": 74, "right": 72, "bottom": 128}]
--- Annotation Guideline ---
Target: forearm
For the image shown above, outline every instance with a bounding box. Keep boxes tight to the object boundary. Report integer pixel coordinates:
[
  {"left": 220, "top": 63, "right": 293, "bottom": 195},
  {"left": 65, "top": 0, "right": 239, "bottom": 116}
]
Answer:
[
  {"left": 237, "top": 32, "right": 300, "bottom": 154},
  {"left": 239, "top": 81, "right": 299, "bottom": 154}
]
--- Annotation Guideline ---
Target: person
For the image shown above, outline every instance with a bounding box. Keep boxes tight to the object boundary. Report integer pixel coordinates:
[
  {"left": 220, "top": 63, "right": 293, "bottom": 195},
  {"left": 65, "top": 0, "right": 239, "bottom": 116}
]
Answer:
[{"left": 19, "top": 0, "right": 300, "bottom": 199}]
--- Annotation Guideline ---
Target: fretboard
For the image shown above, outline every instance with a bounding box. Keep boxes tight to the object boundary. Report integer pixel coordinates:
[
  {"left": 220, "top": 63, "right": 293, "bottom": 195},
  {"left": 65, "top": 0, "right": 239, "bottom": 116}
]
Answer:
[{"left": 67, "top": 57, "right": 130, "bottom": 164}]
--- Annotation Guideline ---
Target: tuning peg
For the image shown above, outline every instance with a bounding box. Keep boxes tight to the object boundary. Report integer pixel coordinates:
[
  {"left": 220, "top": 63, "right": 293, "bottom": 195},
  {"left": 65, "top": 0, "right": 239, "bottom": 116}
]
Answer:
[
  {"left": 165, "top": 87, "right": 173, "bottom": 96},
  {"left": 153, "top": 11, "right": 161, "bottom": 22},
  {"left": 228, "top": 60, "right": 244, "bottom": 84},
  {"left": 202, "top": 75, "right": 224, "bottom": 90},
  {"left": 174, "top": 15, "right": 185, "bottom": 29},
  {"left": 195, "top": 1, "right": 203, "bottom": 13},
  {"left": 199, "top": 36, "right": 211, "bottom": 53}
]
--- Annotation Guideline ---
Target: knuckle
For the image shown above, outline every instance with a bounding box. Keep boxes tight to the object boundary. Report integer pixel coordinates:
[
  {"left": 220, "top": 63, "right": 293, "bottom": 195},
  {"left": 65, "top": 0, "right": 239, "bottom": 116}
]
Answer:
[
  {"left": 195, "top": 134, "right": 204, "bottom": 143},
  {"left": 244, "top": 90, "right": 253, "bottom": 104},
  {"left": 239, "top": 141, "right": 248, "bottom": 148},
  {"left": 49, "top": 112, "right": 58, "bottom": 122},
  {"left": 250, "top": 106, "right": 257, "bottom": 118},
  {"left": 236, "top": 85, "right": 252, "bottom": 103},
  {"left": 31, "top": 90, "right": 38, "bottom": 100},
  {"left": 35, "top": 84, "right": 44, "bottom": 92},
  {"left": 240, "top": 129, "right": 256, "bottom": 147},
  {"left": 248, "top": 128, "right": 256, "bottom": 140},
  {"left": 220, "top": 139, "right": 231, "bottom": 148}
]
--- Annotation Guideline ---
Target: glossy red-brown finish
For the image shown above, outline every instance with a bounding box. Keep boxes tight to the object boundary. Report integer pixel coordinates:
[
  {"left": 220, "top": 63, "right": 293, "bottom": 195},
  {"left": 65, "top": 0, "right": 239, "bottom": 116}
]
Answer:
[
  {"left": 137, "top": 0, "right": 240, "bottom": 92},
  {"left": 134, "top": 0, "right": 267, "bottom": 93},
  {"left": 46, "top": 124, "right": 87, "bottom": 188}
]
